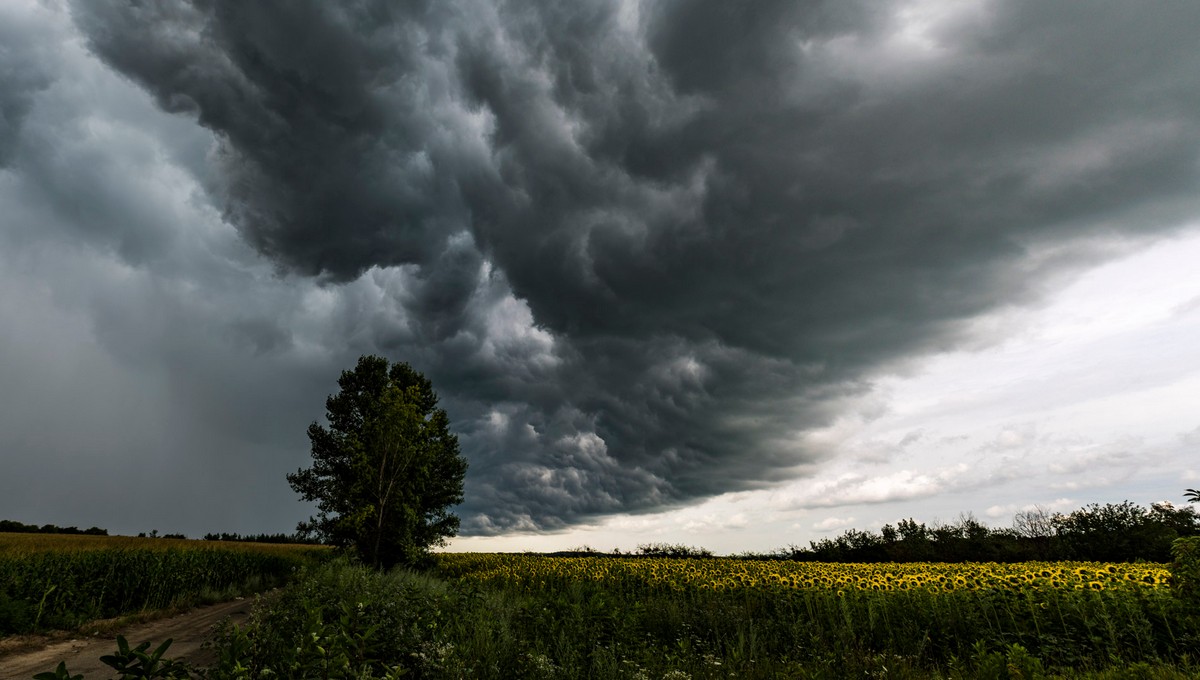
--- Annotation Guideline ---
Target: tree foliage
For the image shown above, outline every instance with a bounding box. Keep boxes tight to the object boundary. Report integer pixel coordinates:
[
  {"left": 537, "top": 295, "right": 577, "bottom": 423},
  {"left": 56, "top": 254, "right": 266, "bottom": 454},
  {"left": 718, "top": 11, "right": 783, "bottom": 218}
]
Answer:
[
  {"left": 0, "top": 520, "right": 107, "bottom": 536},
  {"left": 787, "top": 501, "right": 1200, "bottom": 563},
  {"left": 288, "top": 355, "right": 467, "bottom": 568}
]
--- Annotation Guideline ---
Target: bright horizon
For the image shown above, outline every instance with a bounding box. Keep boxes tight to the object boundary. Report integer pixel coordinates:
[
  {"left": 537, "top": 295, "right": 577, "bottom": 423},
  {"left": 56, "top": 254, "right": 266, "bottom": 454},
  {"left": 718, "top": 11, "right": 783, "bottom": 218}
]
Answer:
[{"left": 449, "top": 231, "right": 1200, "bottom": 554}]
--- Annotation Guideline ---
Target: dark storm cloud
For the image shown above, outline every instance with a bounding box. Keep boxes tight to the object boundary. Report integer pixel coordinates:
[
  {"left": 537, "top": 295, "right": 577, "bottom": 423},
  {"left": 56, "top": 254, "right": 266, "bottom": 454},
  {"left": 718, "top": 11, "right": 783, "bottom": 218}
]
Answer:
[
  {"left": 0, "top": 6, "right": 57, "bottom": 165},
  {"left": 69, "top": 0, "right": 479, "bottom": 276},
  {"left": 8, "top": 0, "right": 1199, "bottom": 535}
]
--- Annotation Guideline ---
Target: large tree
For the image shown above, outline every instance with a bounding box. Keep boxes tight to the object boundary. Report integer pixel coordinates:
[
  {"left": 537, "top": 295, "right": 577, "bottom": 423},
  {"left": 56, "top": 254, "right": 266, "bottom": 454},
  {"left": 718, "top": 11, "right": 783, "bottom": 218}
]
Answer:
[{"left": 288, "top": 355, "right": 468, "bottom": 568}]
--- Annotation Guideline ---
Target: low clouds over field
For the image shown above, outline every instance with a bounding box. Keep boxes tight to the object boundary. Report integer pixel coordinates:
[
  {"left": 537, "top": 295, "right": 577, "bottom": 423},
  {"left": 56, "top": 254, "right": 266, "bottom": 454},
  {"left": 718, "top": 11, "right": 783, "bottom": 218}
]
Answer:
[{"left": 2, "top": 0, "right": 1199, "bottom": 541}]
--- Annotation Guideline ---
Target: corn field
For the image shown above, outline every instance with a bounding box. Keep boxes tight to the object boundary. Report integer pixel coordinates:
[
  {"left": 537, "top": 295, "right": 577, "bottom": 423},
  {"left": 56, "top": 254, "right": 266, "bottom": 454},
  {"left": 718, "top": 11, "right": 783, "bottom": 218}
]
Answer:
[{"left": 0, "top": 532, "right": 328, "bottom": 633}]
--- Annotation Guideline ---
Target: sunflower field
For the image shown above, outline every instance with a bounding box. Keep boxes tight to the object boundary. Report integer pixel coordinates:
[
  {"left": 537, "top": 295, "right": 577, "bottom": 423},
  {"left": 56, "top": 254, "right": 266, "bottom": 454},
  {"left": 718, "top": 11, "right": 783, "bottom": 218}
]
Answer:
[
  {"left": 436, "top": 553, "right": 1169, "bottom": 594},
  {"left": 429, "top": 553, "right": 1197, "bottom": 676}
]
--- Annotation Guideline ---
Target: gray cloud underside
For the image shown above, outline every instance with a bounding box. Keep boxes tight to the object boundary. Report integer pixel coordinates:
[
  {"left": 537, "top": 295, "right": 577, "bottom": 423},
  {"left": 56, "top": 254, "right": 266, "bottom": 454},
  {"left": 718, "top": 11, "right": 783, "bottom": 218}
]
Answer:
[{"left": 3, "top": 0, "right": 1198, "bottom": 535}]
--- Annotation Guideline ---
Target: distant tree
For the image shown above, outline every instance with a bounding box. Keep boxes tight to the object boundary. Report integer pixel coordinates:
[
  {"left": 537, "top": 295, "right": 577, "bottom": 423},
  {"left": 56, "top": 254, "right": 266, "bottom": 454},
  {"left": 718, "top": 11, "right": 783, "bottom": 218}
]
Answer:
[
  {"left": 1186, "top": 489, "right": 1200, "bottom": 504},
  {"left": 288, "top": 355, "right": 468, "bottom": 568},
  {"left": 1052, "top": 501, "right": 1189, "bottom": 562},
  {"left": 202, "top": 531, "right": 320, "bottom": 544},
  {"left": 635, "top": 543, "right": 714, "bottom": 559},
  {"left": 1149, "top": 502, "right": 1200, "bottom": 537},
  {"left": 1012, "top": 505, "right": 1059, "bottom": 560},
  {"left": 1012, "top": 506, "right": 1056, "bottom": 540},
  {"left": 781, "top": 499, "right": 1197, "bottom": 564},
  {"left": 0, "top": 520, "right": 108, "bottom": 536}
]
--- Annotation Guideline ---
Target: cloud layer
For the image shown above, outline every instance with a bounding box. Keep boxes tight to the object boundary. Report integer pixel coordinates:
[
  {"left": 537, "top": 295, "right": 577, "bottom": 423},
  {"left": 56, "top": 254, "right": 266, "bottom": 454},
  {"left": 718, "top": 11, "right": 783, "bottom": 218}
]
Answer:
[{"left": 2, "top": 0, "right": 1200, "bottom": 536}]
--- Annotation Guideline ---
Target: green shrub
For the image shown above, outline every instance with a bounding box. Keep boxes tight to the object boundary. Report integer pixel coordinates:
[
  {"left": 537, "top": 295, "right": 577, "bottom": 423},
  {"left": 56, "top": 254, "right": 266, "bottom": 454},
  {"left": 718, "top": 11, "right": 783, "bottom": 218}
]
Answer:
[
  {"left": 0, "top": 590, "right": 31, "bottom": 635},
  {"left": 1169, "top": 536, "right": 1200, "bottom": 604}
]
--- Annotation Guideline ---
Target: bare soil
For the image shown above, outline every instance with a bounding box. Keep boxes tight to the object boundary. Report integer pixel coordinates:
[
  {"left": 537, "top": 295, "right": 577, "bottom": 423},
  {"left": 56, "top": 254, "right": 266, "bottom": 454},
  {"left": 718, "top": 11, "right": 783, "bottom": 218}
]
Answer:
[{"left": 0, "top": 598, "right": 254, "bottom": 680}]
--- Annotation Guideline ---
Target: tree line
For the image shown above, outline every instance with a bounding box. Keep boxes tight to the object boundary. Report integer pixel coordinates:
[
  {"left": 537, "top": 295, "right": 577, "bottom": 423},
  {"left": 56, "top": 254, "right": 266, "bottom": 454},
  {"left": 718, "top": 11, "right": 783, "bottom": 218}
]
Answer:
[
  {"left": 0, "top": 521, "right": 326, "bottom": 545},
  {"left": 784, "top": 500, "right": 1199, "bottom": 563},
  {"left": 541, "top": 500, "right": 1199, "bottom": 564},
  {"left": 0, "top": 519, "right": 107, "bottom": 535},
  {"left": 202, "top": 531, "right": 324, "bottom": 545}
]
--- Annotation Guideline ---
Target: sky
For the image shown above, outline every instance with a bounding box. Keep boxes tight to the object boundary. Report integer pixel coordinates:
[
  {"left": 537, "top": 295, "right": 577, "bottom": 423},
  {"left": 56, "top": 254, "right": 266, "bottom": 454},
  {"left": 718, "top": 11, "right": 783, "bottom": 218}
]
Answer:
[{"left": 1, "top": 0, "right": 1198, "bottom": 553}]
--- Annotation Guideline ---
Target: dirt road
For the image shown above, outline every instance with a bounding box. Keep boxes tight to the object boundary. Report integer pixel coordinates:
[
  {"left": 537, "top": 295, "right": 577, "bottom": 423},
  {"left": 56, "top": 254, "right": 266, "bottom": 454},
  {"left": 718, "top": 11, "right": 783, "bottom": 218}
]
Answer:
[{"left": 0, "top": 598, "right": 254, "bottom": 680}]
